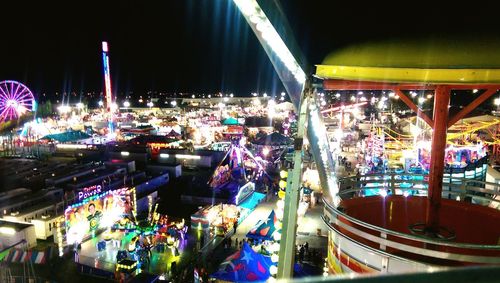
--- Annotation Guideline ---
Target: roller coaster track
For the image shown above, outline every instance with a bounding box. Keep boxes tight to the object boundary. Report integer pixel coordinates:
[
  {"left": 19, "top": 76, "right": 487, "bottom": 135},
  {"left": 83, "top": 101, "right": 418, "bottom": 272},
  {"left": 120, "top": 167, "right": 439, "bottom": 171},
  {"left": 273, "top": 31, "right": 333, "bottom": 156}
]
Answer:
[
  {"left": 447, "top": 119, "right": 500, "bottom": 140},
  {"left": 376, "top": 119, "right": 500, "bottom": 148}
]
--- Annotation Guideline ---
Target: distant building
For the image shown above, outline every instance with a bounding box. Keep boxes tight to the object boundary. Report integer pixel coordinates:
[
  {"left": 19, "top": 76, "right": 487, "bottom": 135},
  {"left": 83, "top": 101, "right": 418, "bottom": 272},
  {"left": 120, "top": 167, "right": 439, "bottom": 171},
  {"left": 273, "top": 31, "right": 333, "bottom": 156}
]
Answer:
[{"left": 0, "top": 219, "right": 37, "bottom": 249}]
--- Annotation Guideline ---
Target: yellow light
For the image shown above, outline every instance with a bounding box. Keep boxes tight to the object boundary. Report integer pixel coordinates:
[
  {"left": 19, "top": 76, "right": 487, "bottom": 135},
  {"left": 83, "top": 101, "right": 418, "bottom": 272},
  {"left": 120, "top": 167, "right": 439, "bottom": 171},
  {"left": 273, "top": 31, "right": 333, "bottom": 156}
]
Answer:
[
  {"left": 278, "top": 190, "right": 286, "bottom": 199},
  {"left": 0, "top": 227, "right": 16, "bottom": 235},
  {"left": 279, "top": 180, "right": 287, "bottom": 189},
  {"left": 279, "top": 170, "right": 288, "bottom": 179}
]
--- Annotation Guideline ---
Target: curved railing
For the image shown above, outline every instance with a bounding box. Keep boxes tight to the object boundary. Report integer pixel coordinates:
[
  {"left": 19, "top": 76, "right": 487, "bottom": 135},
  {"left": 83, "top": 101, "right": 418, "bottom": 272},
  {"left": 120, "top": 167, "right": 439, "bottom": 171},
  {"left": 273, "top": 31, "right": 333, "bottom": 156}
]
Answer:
[
  {"left": 322, "top": 172, "right": 500, "bottom": 267},
  {"left": 336, "top": 172, "right": 500, "bottom": 206}
]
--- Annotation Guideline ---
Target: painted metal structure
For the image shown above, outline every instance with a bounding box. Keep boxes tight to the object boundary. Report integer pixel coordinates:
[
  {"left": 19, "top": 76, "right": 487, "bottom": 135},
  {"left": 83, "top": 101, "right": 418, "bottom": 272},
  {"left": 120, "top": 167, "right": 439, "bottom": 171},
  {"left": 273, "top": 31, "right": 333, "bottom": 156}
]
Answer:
[
  {"left": 318, "top": 38, "right": 500, "bottom": 274},
  {"left": 322, "top": 80, "right": 499, "bottom": 233},
  {"left": 325, "top": 173, "right": 500, "bottom": 273},
  {"left": 232, "top": 0, "right": 309, "bottom": 278},
  {"left": 236, "top": 0, "right": 500, "bottom": 277}
]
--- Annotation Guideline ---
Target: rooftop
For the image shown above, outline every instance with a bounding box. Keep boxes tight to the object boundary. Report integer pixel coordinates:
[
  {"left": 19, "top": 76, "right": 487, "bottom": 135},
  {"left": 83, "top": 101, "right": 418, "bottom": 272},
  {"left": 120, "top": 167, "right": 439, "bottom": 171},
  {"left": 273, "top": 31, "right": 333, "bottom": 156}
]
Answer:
[{"left": 0, "top": 219, "right": 34, "bottom": 232}]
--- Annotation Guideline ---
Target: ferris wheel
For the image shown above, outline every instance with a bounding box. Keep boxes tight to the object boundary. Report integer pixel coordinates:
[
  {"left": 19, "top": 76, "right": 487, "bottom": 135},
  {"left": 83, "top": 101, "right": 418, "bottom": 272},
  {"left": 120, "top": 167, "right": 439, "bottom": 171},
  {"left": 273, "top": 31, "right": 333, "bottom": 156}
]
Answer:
[{"left": 0, "top": 80, "right": 35, "bottom": 121}]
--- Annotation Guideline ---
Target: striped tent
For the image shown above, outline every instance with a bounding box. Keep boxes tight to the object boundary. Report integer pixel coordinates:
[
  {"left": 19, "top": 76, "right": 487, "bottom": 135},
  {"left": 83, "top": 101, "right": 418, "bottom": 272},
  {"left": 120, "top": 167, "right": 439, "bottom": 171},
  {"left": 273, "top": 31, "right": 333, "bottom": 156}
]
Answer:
[{"left": 2, "top": 248, "right": 50, "bottom": 264}]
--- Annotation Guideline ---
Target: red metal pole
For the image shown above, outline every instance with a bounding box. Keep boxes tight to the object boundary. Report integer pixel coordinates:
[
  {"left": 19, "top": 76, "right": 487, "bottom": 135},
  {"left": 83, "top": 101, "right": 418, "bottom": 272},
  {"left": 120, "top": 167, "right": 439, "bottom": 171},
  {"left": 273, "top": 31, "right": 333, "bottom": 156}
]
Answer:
[
  {"left": 426, "top": 85, "right": 450, "bottom": 232},
  {"left": 447, "top": 88, "right": 498, "bottom": 128}
]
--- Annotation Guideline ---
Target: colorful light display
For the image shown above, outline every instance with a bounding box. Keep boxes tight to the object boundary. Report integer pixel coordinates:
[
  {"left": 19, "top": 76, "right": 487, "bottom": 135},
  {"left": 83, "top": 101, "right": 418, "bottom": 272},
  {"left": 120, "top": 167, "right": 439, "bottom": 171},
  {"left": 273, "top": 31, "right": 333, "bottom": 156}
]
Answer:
[
  {"left": 102, "top": 41, "right": 114, "bottom": 133},
  {"left": 0, "top": 80, "right": 36, "bottom": 122},
  {"left": 65, "top": 188, "right": 133, "bottom": 245}
]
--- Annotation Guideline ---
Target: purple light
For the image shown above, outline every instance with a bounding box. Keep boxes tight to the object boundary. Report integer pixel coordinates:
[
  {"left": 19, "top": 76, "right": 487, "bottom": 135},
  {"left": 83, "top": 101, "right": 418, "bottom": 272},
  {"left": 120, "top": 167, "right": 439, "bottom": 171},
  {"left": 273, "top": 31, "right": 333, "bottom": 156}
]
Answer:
[{"left": 0, "top": 80, "right": 35, "bottom": 121}]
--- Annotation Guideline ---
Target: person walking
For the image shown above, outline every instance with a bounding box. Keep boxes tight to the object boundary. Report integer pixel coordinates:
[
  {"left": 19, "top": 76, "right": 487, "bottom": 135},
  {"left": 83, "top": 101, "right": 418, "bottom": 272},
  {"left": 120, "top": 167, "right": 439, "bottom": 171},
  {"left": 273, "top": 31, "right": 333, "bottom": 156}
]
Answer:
[{"left": 298, "top": 245, "right": 305, "bottom": 263}]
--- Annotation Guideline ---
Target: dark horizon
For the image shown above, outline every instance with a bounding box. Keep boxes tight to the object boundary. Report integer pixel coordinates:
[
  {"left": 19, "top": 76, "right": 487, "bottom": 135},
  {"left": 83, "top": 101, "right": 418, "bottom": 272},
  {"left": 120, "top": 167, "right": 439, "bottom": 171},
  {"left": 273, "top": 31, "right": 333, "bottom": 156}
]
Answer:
[{"left": 2, "top": 0, "right": 500, "bottom": 100}]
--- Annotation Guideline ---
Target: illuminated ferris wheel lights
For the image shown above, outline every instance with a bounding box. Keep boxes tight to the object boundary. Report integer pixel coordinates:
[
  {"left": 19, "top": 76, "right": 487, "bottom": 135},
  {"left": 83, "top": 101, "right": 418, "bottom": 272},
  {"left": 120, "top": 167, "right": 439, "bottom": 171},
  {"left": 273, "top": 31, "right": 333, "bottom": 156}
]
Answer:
[{"left": 0, "top": 80, "right": 35, "bottom": 121}]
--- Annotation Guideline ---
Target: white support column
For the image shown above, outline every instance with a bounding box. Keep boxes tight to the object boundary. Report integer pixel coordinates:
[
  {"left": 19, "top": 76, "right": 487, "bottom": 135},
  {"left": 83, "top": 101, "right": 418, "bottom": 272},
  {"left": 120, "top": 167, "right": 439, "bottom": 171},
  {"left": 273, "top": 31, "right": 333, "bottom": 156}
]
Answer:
[{"left": 277, "top": 96, "right": 308, "bottom": 278}]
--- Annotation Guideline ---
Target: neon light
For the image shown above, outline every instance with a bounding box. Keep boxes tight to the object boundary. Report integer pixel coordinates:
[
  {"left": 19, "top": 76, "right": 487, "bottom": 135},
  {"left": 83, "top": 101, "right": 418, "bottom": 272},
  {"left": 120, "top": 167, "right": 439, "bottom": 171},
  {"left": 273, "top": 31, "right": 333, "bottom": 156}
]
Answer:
[
  {"left": 0, "top": 80, "right": 35, "bottom": 122},
  {"left": 147, "top": 142, "right": 169, "bottom": 149},
  {"left": 102, "top": 41, "right": 114, "bottom": 133},
  {"left": 56, "top": 219, "right": 63, "bottom": 256},
  {"left": 176, "top": 154, "right": 201, "bottom": 160},
  {"left": 65, "top": 188, "right": 131, "bottom": 245},
  {"left": 102, "top": 41, "right": 108, "bottom": 52},
  {"left": 77, "top": 185, "right": 103, "bottom": 201}
]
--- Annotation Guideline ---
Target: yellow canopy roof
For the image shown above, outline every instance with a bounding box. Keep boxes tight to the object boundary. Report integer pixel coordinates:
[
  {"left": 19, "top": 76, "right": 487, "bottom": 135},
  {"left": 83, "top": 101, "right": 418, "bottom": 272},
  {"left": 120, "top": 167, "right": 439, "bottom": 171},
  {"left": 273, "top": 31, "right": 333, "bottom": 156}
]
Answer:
[{"left": 316, "top": 36, "right": 500, "bottom": 84}]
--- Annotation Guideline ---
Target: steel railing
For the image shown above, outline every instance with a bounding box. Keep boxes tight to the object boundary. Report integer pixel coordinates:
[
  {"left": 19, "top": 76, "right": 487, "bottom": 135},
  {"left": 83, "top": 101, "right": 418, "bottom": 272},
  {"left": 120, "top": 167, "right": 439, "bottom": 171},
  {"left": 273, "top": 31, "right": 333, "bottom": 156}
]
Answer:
[{"left": 322, "top": 172, "right": 500, "bottom": 265}]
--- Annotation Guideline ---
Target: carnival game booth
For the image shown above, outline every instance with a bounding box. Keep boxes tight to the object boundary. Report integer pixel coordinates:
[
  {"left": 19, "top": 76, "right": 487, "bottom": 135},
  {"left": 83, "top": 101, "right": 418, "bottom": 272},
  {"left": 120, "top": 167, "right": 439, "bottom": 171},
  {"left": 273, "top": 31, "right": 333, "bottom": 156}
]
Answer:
[
  {"left": 316, "top": 37, "right": 500, "bottom": 275},
  {"left": 210, "top": 242, "right": 274, "bottom": 282}
]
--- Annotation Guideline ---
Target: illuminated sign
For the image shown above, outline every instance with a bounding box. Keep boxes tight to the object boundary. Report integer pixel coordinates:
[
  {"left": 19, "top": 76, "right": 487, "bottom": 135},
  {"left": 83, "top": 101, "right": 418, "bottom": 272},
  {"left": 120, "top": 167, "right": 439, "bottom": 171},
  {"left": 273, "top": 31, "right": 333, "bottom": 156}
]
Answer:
[
  {"left": 147, "top": 142, "right": 169, "bottom": 149},
  {"left": 65, "top": 188, "right": 133, "bottom": 245},
  {"left": 78, "top": 185, "right": 102, "bottom": 201}
]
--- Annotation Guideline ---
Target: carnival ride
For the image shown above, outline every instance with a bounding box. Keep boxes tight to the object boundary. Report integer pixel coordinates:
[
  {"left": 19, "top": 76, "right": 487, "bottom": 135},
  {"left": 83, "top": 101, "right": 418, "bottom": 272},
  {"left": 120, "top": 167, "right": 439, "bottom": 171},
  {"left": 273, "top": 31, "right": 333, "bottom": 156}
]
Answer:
[
  {"left": 0, "top": 80, "right": 35, "bottom": 122},
  {"left": 316, "top": 37, "right": 500, "bottom": 274},
  {"left": 101, "top": 42, "right": 115, "bottom": 134},
  {"left": 361, "top": 121, "right": 489, "bottom": 176},
  {"left": 63, "top": 186, "right": 187, "bottom": 272},
  {"left": 208, "top": 118, "right": 266, "bottom": 204}
]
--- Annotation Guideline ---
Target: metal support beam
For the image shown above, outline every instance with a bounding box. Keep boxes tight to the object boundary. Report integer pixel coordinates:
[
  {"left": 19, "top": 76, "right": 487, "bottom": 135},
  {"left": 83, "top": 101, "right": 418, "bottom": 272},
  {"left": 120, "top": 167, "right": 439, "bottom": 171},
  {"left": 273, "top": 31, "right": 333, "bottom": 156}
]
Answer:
[
  {"left": 426, "top": 86, "right": 450, "bottom": 232},
  {"left": 394, "top": 89, "right": 434, "bottom": 128},
  {"left": 323, "top": 79, "right": 435, "bottom": 91},
  {"left": 447, "top": 88, "right": 499, "bottom": 127},
  {"left": 277, "top": 96, "right": 308, "bottom": 279}
]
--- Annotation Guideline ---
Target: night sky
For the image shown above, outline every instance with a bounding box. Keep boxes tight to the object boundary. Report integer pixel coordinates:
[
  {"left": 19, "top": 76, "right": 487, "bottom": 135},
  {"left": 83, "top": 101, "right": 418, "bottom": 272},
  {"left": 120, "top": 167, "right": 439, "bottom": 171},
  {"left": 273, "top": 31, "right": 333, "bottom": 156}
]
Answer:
[{"left": 1, "top": 0, "right": 500, "bottom": 100}]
